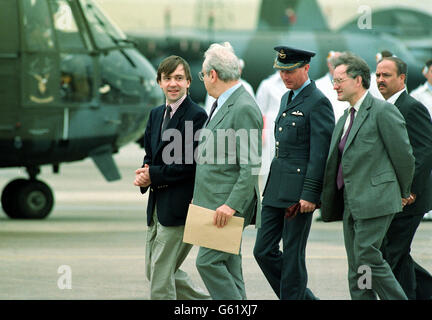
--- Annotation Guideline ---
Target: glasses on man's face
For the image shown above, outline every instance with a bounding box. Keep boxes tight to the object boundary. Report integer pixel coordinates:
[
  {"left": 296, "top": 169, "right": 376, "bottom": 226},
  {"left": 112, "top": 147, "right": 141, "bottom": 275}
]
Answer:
[
  {"left": 332, "top": 77, "right": 351, "bottom": 86},
  {"left": 198, "top": 71, "right": 205, "bottom": 81}
]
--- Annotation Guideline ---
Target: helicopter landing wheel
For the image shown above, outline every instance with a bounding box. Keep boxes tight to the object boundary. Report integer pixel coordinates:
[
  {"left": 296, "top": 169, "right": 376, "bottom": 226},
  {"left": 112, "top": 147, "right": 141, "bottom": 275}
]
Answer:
[{"left": 1, "top": 179, "right": 54, "bottom": 219}]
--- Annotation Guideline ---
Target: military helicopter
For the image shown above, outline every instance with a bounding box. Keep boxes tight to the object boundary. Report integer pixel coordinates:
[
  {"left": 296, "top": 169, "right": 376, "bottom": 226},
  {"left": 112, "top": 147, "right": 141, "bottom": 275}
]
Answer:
[
  {"left": 125, "top": 0, "right": 427, "bottom": 103},
  {"left": 338, "top": 6, "right": 432, "bottom": 63},
  {"left": 0, "top": 0, "right": 163, "bottom": 219}
]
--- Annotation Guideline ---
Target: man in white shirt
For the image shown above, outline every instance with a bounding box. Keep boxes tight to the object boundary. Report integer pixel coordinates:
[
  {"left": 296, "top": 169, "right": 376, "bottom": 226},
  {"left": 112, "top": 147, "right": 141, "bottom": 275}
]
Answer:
[
  {"left": 369, "top": 50, "right": 395, "bottom": 100},
  {"left": 255, "top": 71, "right": 287, "bottom": 189},
  {"left": 315, "top": 51, "right": 349, "bottom": 122},
  {"left": 411, "top": 59, "right": 432, "bottom": 117},
  {"left": 411, "top": 59, "right": 432, "bottom": 221}
]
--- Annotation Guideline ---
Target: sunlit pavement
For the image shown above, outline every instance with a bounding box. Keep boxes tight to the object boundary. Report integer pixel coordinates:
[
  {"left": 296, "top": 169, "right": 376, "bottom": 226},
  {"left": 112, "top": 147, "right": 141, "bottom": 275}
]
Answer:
[{"left": 1, "top": 144, "right": 431, "bottom": 300}]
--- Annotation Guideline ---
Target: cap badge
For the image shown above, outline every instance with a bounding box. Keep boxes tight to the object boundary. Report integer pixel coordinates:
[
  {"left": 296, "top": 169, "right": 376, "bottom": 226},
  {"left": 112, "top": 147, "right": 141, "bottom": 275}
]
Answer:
[{"left": 279, "top": 50, "right": 286, "bottom": 59}]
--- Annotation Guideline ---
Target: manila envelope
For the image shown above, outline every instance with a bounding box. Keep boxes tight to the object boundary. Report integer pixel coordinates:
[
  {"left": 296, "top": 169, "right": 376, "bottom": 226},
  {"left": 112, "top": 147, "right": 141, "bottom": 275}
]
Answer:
[{"left": 183, "top": 204, "right": 244, "bottom": 255}]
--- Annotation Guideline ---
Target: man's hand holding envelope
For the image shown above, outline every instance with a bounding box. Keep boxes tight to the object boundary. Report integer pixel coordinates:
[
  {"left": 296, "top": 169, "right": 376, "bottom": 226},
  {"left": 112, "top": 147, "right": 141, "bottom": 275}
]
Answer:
[
  {"left": 214, "top": 204, "right": 236, "bottom": 228},
  {"left": 183, "top": 204, "right": 244, "bottom": 255}
]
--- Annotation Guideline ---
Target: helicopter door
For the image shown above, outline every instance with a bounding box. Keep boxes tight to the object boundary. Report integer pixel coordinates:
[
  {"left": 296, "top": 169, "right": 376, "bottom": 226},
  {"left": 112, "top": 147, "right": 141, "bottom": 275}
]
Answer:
[
  {"left": 0, "top": 0, "right": 20, "bottom": 160},
  {"left": 19, "top": 0, "right": 62, "bottom": 160},
  {"left": 22, "top": 0, "right": 59, "bottom": 106},
  {"left": 0, "top": 0, "right": 19, "bottom": 119}
]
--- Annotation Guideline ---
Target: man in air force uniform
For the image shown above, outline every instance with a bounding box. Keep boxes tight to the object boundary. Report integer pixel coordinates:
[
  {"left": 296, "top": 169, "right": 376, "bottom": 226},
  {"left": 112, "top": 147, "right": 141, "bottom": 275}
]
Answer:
[{"left": 253, "top": 46, "right": 334, "bottom": 300}]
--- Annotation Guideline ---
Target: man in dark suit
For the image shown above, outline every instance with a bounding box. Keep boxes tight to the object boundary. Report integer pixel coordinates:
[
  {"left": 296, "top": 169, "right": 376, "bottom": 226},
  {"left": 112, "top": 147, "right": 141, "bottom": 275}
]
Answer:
[
  {"left": 321, "top": 53, "right": 415, "bottom": 299},
  {"left": 376, "top": 56, "right": 432, "bottom": 299},
  {"left": 134, "top": 55, "right": 209, "bottom": 300},
  {"left": 253, "top": 46, "right": 335, "bottom": 300}
]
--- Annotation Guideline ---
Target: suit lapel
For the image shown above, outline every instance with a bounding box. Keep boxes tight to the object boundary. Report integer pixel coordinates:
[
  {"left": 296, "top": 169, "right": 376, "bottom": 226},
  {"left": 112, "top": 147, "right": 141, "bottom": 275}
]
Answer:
[
  {"left": 394, "top": 91, "right": 405, "bottom": 109},
  {"left": 198, "top": 86, "right": 243, "bottom": 154},
  {"left": 154, "top": 96, "right": 190, "bottom": 157},
  {"left": 333, "top": 110, "right": 348, "bottom": 147},
  {"left": 394, "top": 91, "right": 409, "bottom": 118},
  {"left": 275, "top": 81, "right": 314, "bottom": 123},
  {"left": 206, "top": 102, "right": 231, "bottom": 131},
  {"left": 327, "top": 110, "right": 348, "bottom": 163},
  {"left": 206, "top": 86, "right": 244, "bottom": 131},
  {"left": 343, "top": 93, "right": 372, "bottom": 153},
  {"left": 152, "top": 106, "right": 165, "bottom": 158},
  {"left": 164, "top": 97, "right": 188, "bottom": 131},
  {"left": 275, "top": 92, "right": 288, "bottom": 124}
]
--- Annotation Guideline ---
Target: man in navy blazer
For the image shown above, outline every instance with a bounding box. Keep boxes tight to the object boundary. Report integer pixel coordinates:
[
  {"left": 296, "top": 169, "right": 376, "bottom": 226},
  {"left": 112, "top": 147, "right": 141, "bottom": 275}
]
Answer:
[
  {"left": 134, "top": 56, "right": 209, "bottom": 299},
  {"left": 376, "top": 57, "right": 432, "bottom": 299}
]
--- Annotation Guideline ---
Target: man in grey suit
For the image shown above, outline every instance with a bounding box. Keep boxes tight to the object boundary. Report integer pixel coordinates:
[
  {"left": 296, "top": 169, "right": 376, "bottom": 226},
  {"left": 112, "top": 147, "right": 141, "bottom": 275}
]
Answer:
[
  {"left": 321, "top": 53, "right": 415, "bottom": 300},
  {"left": 193, "top": 42, "right": 263, "bottom": 300}
]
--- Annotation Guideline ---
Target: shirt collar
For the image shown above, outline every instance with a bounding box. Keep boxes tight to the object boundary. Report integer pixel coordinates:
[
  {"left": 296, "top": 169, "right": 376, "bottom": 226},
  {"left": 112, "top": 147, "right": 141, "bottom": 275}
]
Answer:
[
  {"left": 166, "top": 94, "right": 187, "bottom": 116},
  {"left": 292, "top": 78, "right": 311, "bottom": 99},
  {"left": 427, "top": 81, "right": 432, "bottom": 92},
  {"left": 386, "top": 88, "right": 406, "bottom": 105},
  {"left": 216, "top": 82, "right": 242, "bottom": 110},
  {"left": 351, "top": 90, "right": 368, "bottom": 112}
]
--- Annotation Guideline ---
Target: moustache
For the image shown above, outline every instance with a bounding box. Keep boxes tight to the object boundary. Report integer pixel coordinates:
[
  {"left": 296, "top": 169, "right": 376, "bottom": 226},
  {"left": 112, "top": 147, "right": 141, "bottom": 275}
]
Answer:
[{"left": 378, "top": 83, "right": 387, "bottom": 88}]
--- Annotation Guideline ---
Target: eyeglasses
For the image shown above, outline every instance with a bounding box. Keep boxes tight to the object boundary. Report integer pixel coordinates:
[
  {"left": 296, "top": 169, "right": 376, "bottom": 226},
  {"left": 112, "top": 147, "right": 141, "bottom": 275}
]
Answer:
[
  {"left": 332, "top": 77, "right": 351, "bottom": 86},
  {"left": 198, "top": 71, "right": 205, "bottom": 81}
]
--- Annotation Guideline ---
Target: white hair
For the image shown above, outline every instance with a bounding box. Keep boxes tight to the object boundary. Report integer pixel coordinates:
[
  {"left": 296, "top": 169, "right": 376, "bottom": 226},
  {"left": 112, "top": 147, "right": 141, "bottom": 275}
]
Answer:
[{"left": 203, "top": 42, "right": 241, "bottom": 82}]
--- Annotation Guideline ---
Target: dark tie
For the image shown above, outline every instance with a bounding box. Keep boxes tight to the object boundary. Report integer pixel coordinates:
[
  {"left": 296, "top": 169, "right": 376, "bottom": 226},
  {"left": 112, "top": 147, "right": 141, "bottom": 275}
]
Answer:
[
  {"left": 161, "top": 105, "right": 172, "bottom": 134},
  {"left": 287, "top": 90, "right": 294, "bottom": 104},
  {"left": 336, "top": 107, "right": 356, "bottom": 190},
  {"left": 205, "top": 99, "right": 218, "bottom": 126}
]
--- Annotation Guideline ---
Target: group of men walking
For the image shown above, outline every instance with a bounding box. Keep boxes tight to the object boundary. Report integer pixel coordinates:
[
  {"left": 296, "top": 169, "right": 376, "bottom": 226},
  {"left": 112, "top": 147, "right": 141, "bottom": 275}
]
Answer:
[{"left": 134, "top": 42, "right": 432, "bottom": 300}]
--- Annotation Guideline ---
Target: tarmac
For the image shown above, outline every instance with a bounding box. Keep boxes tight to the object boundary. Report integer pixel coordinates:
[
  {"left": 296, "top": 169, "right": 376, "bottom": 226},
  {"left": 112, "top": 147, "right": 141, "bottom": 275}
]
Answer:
[{"left": 0, "top": 143, "right": 431, "bottom": 300}]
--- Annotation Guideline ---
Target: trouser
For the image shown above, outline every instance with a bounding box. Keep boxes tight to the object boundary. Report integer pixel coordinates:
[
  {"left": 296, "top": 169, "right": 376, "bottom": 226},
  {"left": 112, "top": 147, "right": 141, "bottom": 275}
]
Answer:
[
  {"left": 342, "top": 191, "right": 407, "bottom": 300},
  {"left": 195, "top": 246, "right": 246, "bottom": 300},
  {"left": 145, "top": 211, "right": 210, "bottom": 300},
  {"left": 253, "top": 205, "right": 317, "bottom": 300},
  {"left": 381, "top": 212, "right": 432, "bottom": 299}
]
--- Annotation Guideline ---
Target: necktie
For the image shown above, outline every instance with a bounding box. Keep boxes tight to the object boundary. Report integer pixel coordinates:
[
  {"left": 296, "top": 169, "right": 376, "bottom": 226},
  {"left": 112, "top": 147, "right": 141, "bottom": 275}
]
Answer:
[
  {"left": 336, "top": 107, "right": 356, "bottom": 190},
  {"left": 205, "top": 99, "right": 218, "bottom": 126},
  {"left": 287, "top": 90, "right": 294, "bottom": 104},
  {"left": 161, "top": 105, "right": 172, "bottom": 134}
]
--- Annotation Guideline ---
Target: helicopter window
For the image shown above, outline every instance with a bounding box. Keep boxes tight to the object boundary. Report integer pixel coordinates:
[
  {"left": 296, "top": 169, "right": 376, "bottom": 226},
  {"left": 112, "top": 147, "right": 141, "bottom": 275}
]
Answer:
[
  {"left": 99, "top": 50, "right": 143, "bottom": 105},
  {"left": 60, "top": 54, "right": 92, "bottom": 103},
  {"left": 0, "top": 0, "right": 19, "bottom": 53},
  {"left": 79, "top": 0, "right": 127, "bottom": 49},
  {"left": 392, "top": 12, "right": 430, "bottom": 36},
  {"left": 49, "top": 0, "right": 86, "bottom": 50},
  {"left": 23, "top": 0, "right": 55, "bottom": 51}
]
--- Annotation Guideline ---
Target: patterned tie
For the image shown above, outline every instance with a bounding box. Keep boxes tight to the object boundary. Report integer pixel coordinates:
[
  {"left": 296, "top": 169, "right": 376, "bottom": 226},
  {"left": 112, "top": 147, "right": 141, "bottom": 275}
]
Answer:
[
  {"left": 161, "top": 105, "right": 172, "bottom": 134},
  {"left": 205, "top": 99, "right": 218, "bottom": 126},
  {"left": 336, "top": 107, "right": 356, "bottom": 190}
]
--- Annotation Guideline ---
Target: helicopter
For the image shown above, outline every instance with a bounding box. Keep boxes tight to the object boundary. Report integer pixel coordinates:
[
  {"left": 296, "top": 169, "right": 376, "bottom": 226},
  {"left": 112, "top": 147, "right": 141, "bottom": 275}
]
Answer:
[
  {"left": 338, "top": 6, "right": 432, "bottom": 64},
  {"left": 0, "top": 0, "right": 163, "bottom": 219},
  {"left": 124, "top": 0, "right": 429, "bottom": 104}
]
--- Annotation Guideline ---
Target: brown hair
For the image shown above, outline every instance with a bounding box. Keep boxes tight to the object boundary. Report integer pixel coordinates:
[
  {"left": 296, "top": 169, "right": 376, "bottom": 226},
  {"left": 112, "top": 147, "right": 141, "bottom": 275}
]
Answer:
[
  {"left": 157, "top": 55, "right": 192, "bottom": 82},
  {"left": 334, "top": 52, "right": 371, "bottom": 89}
]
